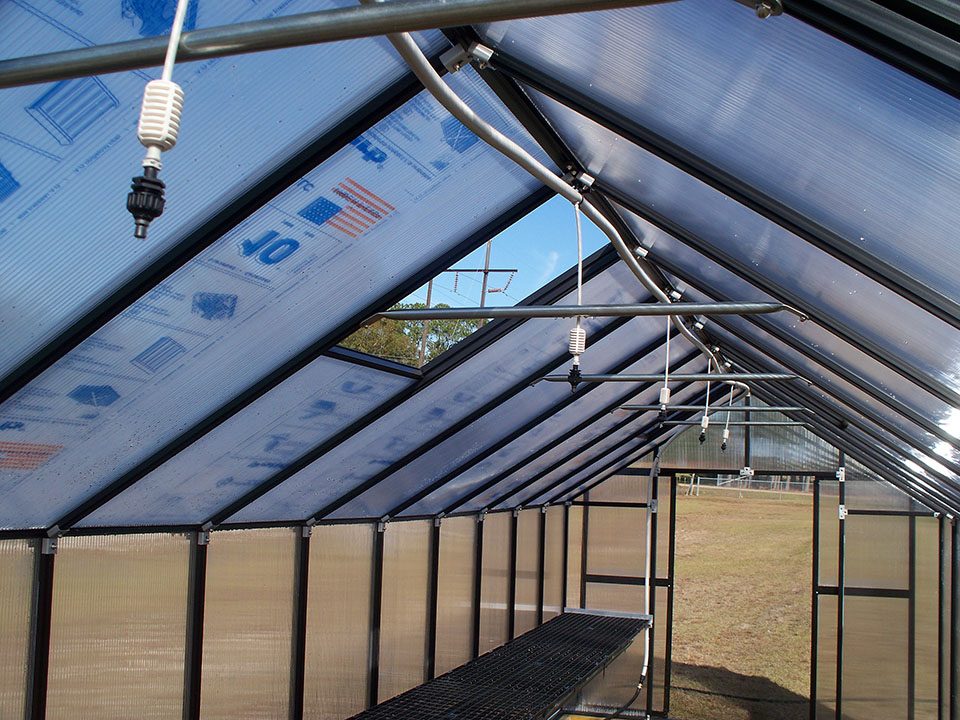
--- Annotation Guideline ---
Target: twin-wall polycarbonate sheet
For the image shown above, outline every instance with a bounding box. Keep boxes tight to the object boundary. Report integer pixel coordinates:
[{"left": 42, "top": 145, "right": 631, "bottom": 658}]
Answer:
[
  {"left": 231, "top": 265, "right": 639, "bottom": 523},
  {"left": 480, "top": 0, "right": 960, "bottom": 305},
  {"left": 701, "top": 312, "right": 960, "bottom": 492},
  {"left": 453, "top": 355, "right": 704, "bottom": 513},
  {"left": 479, "top": 511, "right": 511, "bottom": 654},
  {"left": 46, "top": 533, "right": 190, "bottom": 720},
  {"left": 518, "top": 83, "right": 960, "bottom": 406},
  {"left": 436, "top": 515, "right": 476, "bottom": 675},
  {"left": 81, "top": 358, "right": 413, "bottom": 526},
  {"left": 845, "top": 459, "right": 927, "bottom": 512},
  {"left": 482, "top": 380, "right": 706, "bottom": 510},
  {"left": 623, "top": 209, "right": 960, "bottom": 468},
  {"left": 0, "top": 538, "right": 33, "bottom": 719},
  {"left": 0, "top": 67, "right": 553, "bottom": 530},
  {"left": 400, "top": 321, "right": 698, "bottom": 517},
  {"left": 0, "top": 0, "right": 444, "bottom": 377},
  {"left": 514, "top": 509, "right": 540, "bottom": 636},
  {"left": 200, "top": 528, "right": 296, "bottom": 720},
  {"left": 337, "top": 300, "right": 685, "bottom": 519},
  {"left": 543, "top": 507, "right": 564, "bottom": 619},
  {"left": 554, "top": 443, "right": 664, "bottom": 504}
]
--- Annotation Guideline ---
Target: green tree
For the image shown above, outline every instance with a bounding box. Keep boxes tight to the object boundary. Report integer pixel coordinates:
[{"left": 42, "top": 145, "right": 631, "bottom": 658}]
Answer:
[{"left": 340, "top": 302, "right": 479, "bottom": 367}]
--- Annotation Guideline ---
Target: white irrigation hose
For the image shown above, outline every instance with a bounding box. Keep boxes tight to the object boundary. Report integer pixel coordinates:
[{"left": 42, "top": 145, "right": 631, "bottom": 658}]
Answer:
[
  {"left": 161, "top": 0, "right": 192, "bottom": 82},
  {"left": 367, "top": 19, "right": 746, "bottom": 393}
]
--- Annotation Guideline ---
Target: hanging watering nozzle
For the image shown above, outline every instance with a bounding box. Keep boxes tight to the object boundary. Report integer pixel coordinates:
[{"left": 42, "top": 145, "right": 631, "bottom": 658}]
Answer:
[
  {"left": 721, "top": 428, "right": 730, "bottom": 452},
  {"left": 127, "top": 0, "right": 190, "bottom": 239},
  {"left": 699, "top": 415, "right": 709, "bottom": 444},
  {"left": 567, "top": 202, "right": 586, "bottom": 393}
]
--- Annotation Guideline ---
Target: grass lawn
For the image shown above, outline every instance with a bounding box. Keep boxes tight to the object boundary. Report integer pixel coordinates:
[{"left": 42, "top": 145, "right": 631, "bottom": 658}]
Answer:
[{"left": 669, "top": 486, "right": 812, "bottom": 720}]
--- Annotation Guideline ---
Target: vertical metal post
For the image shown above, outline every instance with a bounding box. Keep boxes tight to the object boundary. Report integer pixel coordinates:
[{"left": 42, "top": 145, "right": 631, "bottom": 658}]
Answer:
[
  {"left": 837, "top": 457, "right": 846, "bottom": 720},
  {"left": 183, "top": 531, "right": 209, "bottom": 720},
  {"left": 811, "top": 477, "right": 820, "bottom": 720},
  {"left": 426, "top": 518, "right": 441, "bottom": 681},
  {"left": 508, "top": 510, "right": 518, "bottom": 640},
  {"left": 478, "top": 240, "right": 492, "bottom": 329},
  {"left": 951, "top": 519, "right": 957, "bottom": 720},
  {"left": 368, "top": 523, "right": 385, "bottom": 708},
  {"left": 418, "top": 279, "right": 433, "bottom": 367},
  {"left": 580, "top": 492, "right": 589, "bottom": 609},
  {"left": 472, "top": 514, "right": 484, "bottom": 660},
  {"left": 537, "top": 508, "right": 546, "bottom": 626},
  {"left": 909, "top": 515, "right": 917, "bottom": 720},
  {"left": 663, "top": 474, "right": 678, "bottom": 718},
  {"left": 939, "top": 515, "right": 945, "bottom": 720},
  {"left": 562, "top": 504, "right": 569, "bottom": 610},
  {"left": 290, "top": 528, "right": 311, "bottom": 720},
  {"left": 646, "top": 472, "right": 660, "bottom": 714},
  {"left": 27, "top": 538, "right": 57, "bottom": 720},
  {"left": 743, "top": 394, "right": 752, "bottom": 468}
]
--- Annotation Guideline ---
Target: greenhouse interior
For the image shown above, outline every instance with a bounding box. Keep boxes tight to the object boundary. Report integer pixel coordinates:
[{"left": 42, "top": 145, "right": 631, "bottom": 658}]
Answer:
[{"left": 0, "top": 0, "right": 958, "bottom": 719}]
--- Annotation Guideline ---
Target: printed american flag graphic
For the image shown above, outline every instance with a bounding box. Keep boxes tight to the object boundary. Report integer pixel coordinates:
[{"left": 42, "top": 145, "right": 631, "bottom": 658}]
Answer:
[{"left": 298, "top": 178, "right": 395, "bottom": 238}]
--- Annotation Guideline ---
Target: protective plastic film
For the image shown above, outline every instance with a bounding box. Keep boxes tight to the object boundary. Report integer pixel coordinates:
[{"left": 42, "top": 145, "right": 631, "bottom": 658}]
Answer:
[
  {"left": 436, "top": 516, "right": 476, "bottom": 675},
  {"left": 200, "top": 528, "right": 296, "bottom": 720},
  {"left": 379, "top": 520, "right": 430, "bottom": 702},
  {"left": 479, "top": 512, "right": 511, "bottom": 654},
  {"left": 543, "top": 507, "right": 565, "bottom": 620},
  {"left": 0, "top": 2, "right": 445, "bottom": 376},
  {"left": 46, "top": 533, "right": 190, "bottom": 720},
  {"left": 0, "top": 66, "right": 551, "bottom": 530},
  {"left": 0, "top": 538, "right": 34, "bottom": 718},
  {"left": 304, "top": 523, "right": 373, "bottom": 720},
  {"left": 514, "top": 509, "right": 540, "bottom": 637},
  {"left": 480, "top": 1, "right": 960, "bottom": 306},
  {"left": 84, "top": 358, "right": 414, "bottom": 526}
]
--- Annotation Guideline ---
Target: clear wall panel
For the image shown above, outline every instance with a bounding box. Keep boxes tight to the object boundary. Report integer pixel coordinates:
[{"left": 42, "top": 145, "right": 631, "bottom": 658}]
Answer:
[
  {"left": 567, "top": 506, "right": 583, "bottom": 609},
  {"left": 200, "top": 528, "right": 296, "bottom": 720},
  {"left": 846, "top": 459, "right": 927, "bottom": 512},
  {"left": 843, "top": 596, "right": 909, "bottom": 719},
  {"left": 0, "top": 538, "right": 34, "bottom": 719},
  {"left": 479, "top": 512, "right": 511, "bottom": 653},
  {"left": 1, "top": 66, "right": 551, "bottom": 531},
  {"left": 379, "top": 520, "right": 429, "bottom": 701},
  {"left": 436, "top": 516, "right": 476, "bottom": 675},
  {"left": 304, "top": 524, "right": 372, "bottom": 720},
  {"left": 543, "top": 507, "right": 564, "bottom": 620},
  {"left": 586, "top": 506, "right": 645, "bottom": 577},
  {"left": 845, "top": 516, "right": 909, "bottom": 590},
  {"left": 46, "top": 533, "right": 190, "bottom": 720},
  {"left": 660, "top": 419, "right": 743, "bottom": 471},
  {"left": 514, "top": 510, "right": 540, "bottom": 637},
  {"left": 590, "top": 473, "right": 643, "bottom": 502},
  {"left": 819, "top": 480, "right": 839, "bottom": 587},
  {"left": 915, "top": 518, "right": 939, "bottom": 720}
]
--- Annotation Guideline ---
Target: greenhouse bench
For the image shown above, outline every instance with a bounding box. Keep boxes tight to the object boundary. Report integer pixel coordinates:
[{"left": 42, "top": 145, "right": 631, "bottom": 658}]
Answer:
[{"left": 348, "top": 609, "right": 651, "bottom": 720}]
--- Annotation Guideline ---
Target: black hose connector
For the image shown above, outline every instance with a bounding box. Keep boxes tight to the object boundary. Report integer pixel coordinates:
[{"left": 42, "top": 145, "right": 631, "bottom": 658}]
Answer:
[
  {"left": 721, "top": 441, "right": 728, "bottom": 453},
  {"left": 127, "top": 166, "right": 165, "bottom": 239},
  {"left": 698, "top": 430, "right": 706, "bottom": 445},
  {"left": 567, "top": 365, "right": 582, "bottom": 392}
]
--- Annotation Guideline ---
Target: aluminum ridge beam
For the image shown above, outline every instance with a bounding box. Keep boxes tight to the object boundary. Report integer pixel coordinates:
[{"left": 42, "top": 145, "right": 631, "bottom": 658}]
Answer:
[
  {"left": 0, "top": 0, "right": 680, "bottom": 89},
  {"left": 375, "top": 301, "right": 794, "bottom": 320},
  {"left": 536, "top": 372, "right": 799, "bottom": 383}
]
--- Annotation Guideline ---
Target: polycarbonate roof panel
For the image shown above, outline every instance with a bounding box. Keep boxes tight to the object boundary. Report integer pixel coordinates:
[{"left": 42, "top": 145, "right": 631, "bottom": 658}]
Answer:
[
  {"left": 523, "top": 89, "right": 960, "bottom": 400},
  {"left": 459, "top": 378, "right": 705, "bottom": 513},
  {"left": 479, "top": 0, "right": 960, "bottom": 301},
  {"left": 548, "top": 442, "right": 661, "bottom": 505},
  {"left": 0, "top": 69, "right": 553, "bottom": 530},
  {"left": 331, "top": 310, "right": 670, "bottom": 519},
  {"left": 78, "top": 357, "right": 414, "bottom": 527},
  {"left": 400, "top": 334, "right": 700, "bottom": 517},
  {"left": 229, "top": 261, "right": 648, "bottom": 523},
  {"left": 626, "top": 214, "right": 960, "bottom": 467},
  {"left": 0, "top": 0, "right": 445, "bottom": 376}
]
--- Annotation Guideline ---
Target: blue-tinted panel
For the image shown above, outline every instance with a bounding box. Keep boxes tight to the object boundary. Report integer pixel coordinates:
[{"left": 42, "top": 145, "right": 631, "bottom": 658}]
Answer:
[
  {"left": 480, "top": 1, "right": 960, "bottom": 301},
  {"left": 458, "top": 378, "right": 705, "bottom": 513},
  {"left": 0, "top": 0, "right": 445, "bottom": 376},
  {"left": 404, "top": 340, "right": 702, "bottom": 516},
  {"left": 617, "top": 210, "right": 960, "bottom": 469},
  {"left": 229, "top": 261, "right": 650, "bottom": 523},
  {"left": 547, "top": 439, "right": 663, "bottom": 505},
  {"left": 0, "top": 69, "right": 553, "bottom": 530},
  {"left": 334, "top": 309, "right": 675, "bottom": 518},
  {"left": 677, "top": 284, "right": 960, "bottom": 480},
  {"left": 522, "top": 88, "right": 960, "bottom": 399},
  {"left": 79, "top": 358, "right": 413, "bottom": 527}
]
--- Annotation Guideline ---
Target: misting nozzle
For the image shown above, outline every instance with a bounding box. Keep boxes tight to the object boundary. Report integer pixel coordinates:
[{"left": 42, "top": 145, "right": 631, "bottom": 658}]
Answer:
[
  {"left": 699, "top": 415, "right": 709, "bottom": 444},
  {"left": 127, "top": 166, "right": 165, "bottom": 239},
  {"left": 567, "top": 364, "right": 582, "bottom": 392},
  {"left": 721, "top": 427, "right": 730, "bottom": 452}
]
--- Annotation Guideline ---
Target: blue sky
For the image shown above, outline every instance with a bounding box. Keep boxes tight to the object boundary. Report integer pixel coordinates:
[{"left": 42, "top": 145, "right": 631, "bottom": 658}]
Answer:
[{"left": 401, "top": 195, "right": 609, "bottom": 308}]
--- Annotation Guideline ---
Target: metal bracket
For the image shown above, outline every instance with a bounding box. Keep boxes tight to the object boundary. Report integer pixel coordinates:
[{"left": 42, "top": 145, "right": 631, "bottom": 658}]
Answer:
[
  {"left": 741, "top": 466, "right": 754, "bottom": 477},
  {"left": 512, "top": 507, "right": 521, "bottom": 517},
  {"left": 197, "top": 530, "right": 210, "bottom": 546},
  {"left": 301, "top": 525, "right": 313, "bottom": 538},
  {"left": 755, "top": 0, "right": 783, "bottom": 18},
  {"left": 377, "top": 521, "right": 387, "bottom": 533},
  {"left": 440, "top": 41, "right": 494, "bottom": 73},
  {"left": 540, "top": 505, "right": 548, "bottom": 514},
  {"left": 41, "top": 536, "right": 58, "bottom": 555},
  {"left": 649, "top": 499, "right": 659, "bottom": 514},
  {"left": 836, "top": 467, "right": 846, "bottom": 482},
  {"left": 838, "top": 504, "right": 848, "bottom": 520},
  {"left": 564, "top": 501, "right": 573, "bottom": 507},
  {"left": 434, "top": 515, "right": 443, "bottom": 528},
  {"left": 201, "top": 521, "right": 214, "bottom": 532}
]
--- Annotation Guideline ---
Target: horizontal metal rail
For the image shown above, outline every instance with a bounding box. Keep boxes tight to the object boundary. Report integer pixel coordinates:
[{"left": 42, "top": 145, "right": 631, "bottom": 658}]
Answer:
[
  {"left": 375, "top": 301, "right": 797, "bottom": 321},
  {"left": 535, "top": 372, "right": 800, "bottom": 384},
  {"left": 662, "top": 420, "right": 806, "bottom": 426},
  {"left": 0, "top": 0, "right": 679, "bottom": 89},
  {"left": 618, "top": 404, "right": 805, "bottom": 412}
]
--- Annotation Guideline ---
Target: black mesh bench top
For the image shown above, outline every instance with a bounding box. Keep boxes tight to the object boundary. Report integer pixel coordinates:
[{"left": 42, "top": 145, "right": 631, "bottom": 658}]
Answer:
[{"left": 348, "top": 609, "right": 650, "bottom": 720}]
